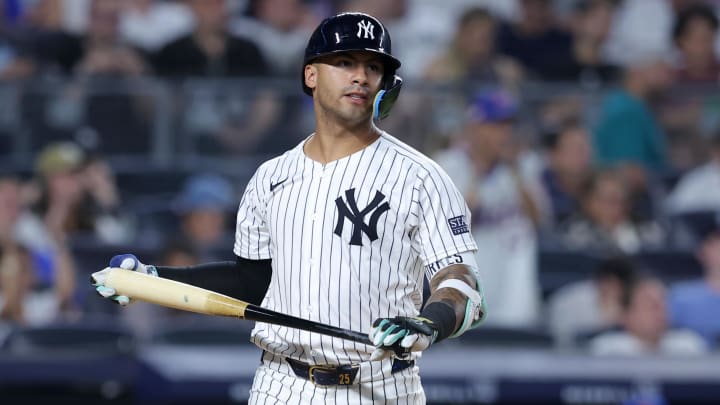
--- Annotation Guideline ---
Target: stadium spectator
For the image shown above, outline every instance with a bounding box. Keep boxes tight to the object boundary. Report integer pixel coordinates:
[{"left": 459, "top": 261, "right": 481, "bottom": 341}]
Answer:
[
  {"left": 0, "top": 175, "right": 33, "bottom": 324},
  {"left": 561, "top": 0, "right": 620, "bottom": 86},
  {"left": 668, "top": 213, "right": 720, "bottom": 348},
  {"left": 547, "top": 256, "right": 638, "bottom": 348},
  {"left": 119, "top": 0, "right": 194, "bottom": 53},
  {"left": 434, "top": 89, "right": 547, "bottom": 327},
  {"left": 666, "top": 132, "right": 720, "bottom": 213},
  {"left": 540, "top": 119, "right": 594, "bottom": 225},
  {"left": 152, "top": 0, "right": 267, "bottom": 77},
  {"left": 604, "top": 0, "right": 674, "bottom": 67},
  {"left": 560, "top": 169, "right": 666, "bottom": 255},
  {"left": 423, "top": 7, "right": 524, "bottom": 89},
  {"left": 156, "top": 0, "right": 286, "bottom": 155},
  {"left": 672, "top": 3, "right": 720, "bottom": 83},
  {"left": 495, "top": 0, "right": 575, "bottom": 80},
  {"left": 230, "top": 0, "right": 318, "bottom": 77},
  {"left": 18, "top": 142, "right": 129, "bottom": 246},
  {"left": 589, "top": 275, "right": 707, "bottom": 356},
  {"left": 32, "top": 0, "right": 148, "bottom": 76},
  {"left": 171, "top": 173, "right": 235, "bottom": 262},
  {"left": 13, "top": 144, "right": 83, "bottom": 324},
  {"left": 592, "top": 54, "right": 672, "bottom": 193}
]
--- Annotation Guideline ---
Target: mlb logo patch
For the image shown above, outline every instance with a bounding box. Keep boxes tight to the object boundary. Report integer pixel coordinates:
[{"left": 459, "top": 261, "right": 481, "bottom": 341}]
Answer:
[{"left": 448, "top": 215, "right": 469, "bottom": 235}]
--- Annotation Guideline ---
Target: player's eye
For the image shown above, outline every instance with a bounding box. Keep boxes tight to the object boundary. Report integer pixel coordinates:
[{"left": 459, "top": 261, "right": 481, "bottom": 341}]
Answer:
[{"left": 337, "top": 59, "right": 353, "bottom": 68}]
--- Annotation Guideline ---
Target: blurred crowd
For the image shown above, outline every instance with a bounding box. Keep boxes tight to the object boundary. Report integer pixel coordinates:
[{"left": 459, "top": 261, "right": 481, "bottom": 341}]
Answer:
[{"left": 1, "top": 0, "right": 720, "bottom": 357}]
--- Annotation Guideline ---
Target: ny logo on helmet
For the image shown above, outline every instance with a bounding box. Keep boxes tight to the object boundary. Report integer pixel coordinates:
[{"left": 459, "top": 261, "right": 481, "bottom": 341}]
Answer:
[{"left": 357, "top": 20, "right": 375, "bottom": 40}]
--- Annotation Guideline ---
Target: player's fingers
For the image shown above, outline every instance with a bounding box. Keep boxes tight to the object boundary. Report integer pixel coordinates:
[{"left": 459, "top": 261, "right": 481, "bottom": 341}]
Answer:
[
  {"left": 113, "top": 295, "right": 131, "bottom": 306},
  {"left": 383, "top": 329, "right": 408, "bottom": 346},
  {"left": 370, "top": 319, "right": 389, "bottom": 341},
  {"left": 95, "top": 285, "right": 117, "bottom": 298},
  {"left": 373, "top": 323, "right": 399, "bottom": 346},
  {"left": 400, "top": 333, "right": 418, "bottom": 349},
  {"left": 90, "top": 268, "right": 111, "bottom": 285},
  {"left": 370, "top": 347, "right": 392, "bottom": 362}
]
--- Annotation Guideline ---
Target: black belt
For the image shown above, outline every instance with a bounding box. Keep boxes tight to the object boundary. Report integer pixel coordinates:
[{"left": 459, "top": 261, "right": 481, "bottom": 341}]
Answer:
[{"left": 284, "top": 356, "right": 414, "bottom": 386}]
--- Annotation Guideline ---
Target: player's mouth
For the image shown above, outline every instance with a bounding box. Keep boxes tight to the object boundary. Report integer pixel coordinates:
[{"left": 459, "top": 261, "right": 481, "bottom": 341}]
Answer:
[{"left": 344, "top": 91, "right": 369, "bottom": 105}]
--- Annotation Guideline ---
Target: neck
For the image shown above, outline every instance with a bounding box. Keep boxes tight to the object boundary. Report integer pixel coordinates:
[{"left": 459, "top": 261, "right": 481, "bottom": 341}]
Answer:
[
  {"left": 707, "top": 269, "right": 720, "bottom": 292},
  {"left": 467, "top": 145, "right": 496, "bottom": 174},
  {"left": 625, "top": 77, "right": 647, "bottom": 100},
  {"left": 305, "top": 117, "right": 379, "bottom": 164},
  {"left": 573, "top": 37, "right": 602, "bottom": 65}
]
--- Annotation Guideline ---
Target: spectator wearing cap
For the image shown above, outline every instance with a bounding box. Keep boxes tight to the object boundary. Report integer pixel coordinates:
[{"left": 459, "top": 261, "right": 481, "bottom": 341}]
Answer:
[
  {"left": 434, "top": 89, "right": 548, "bottom": 327},
  {"left": 13, "top": 142, "right": 84, "bottom": 324},
  {"left": 668, "top": 213, "right": 720, "bottom": 348},
  {"left": 171, "top": 173, "right": 235, "bottom": 262}
]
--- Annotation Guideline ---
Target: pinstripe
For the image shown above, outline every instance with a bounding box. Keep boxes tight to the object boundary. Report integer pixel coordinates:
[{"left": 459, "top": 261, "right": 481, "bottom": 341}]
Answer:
[{"left": 236, "top": 132, "right": 475, "bottom": 402}]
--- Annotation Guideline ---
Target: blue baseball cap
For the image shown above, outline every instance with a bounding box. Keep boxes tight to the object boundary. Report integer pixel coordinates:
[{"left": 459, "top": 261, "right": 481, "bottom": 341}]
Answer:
[
  {"left": 466, "top": 89, "right": 518, "bottom": 124},
  {"left": 172, "top": 174, "right": 235, "bottom": 214}
]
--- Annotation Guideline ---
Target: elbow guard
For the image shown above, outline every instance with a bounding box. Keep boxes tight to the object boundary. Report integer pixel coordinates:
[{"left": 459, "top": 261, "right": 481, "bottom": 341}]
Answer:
[{"left": 436, "top": 252, "right": 486, "bottom": 338}]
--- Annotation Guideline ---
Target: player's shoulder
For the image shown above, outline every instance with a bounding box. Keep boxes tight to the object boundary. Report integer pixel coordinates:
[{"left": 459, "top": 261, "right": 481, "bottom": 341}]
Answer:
[
  {"left": 251, "top": 140, "right": 305, "bottom": 182},
  {"left": 379, "top": 131, "right": 451, "bottom": 179}
]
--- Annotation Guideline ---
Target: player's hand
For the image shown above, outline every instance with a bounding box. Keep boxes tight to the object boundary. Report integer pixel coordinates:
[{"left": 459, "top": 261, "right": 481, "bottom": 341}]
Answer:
[
  {"left": 90, "top": 254, "right": 157, "bottom": 306},
  {"left": 369, "top": 316, "right": 439, "bottom": 361}
]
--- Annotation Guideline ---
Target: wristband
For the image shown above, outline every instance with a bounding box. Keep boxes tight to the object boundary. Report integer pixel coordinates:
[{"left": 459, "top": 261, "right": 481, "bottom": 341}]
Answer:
[{"left": 420, "top": 302, "right": 457, "bottom": 343}]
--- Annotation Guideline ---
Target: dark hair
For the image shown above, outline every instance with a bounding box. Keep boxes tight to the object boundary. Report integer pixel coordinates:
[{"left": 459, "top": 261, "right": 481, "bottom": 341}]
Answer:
[
  {"left": 673, "top": 4, "right": 719, "bottom": 42},
  {"left": 619, "top": 273, "right": 662, "bottom": 311},
  {"left": 594, "top": 256, "right": 638, "bottom": 285},
  {"left": 573, "top": 0, "right": 618, "bottom": 15},
  {"left": 458, "top": 6, "right": 494, "bottom": 29},
  {"left": 540, "top": 118, "right": 584, "bottom": 150}
]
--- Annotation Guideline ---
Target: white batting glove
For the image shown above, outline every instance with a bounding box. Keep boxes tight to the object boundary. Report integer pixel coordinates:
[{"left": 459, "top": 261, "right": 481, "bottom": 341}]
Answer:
[
  {"left": 369, "top": 316, "right": 439, "bottom": 361},
  {"left": 91, "top": 253, "right": 158, "bottom": 306}
]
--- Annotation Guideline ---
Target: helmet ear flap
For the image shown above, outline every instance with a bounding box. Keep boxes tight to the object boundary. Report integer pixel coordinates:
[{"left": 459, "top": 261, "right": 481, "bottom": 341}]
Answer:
[{"left": 373, "top": 74, "right": 403, "bottom": 121}]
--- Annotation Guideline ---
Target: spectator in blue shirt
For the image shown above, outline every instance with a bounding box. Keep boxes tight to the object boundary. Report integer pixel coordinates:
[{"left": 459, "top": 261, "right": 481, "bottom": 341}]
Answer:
[{"left": 669, "top": 213, "right": 720, "bottom": 348}]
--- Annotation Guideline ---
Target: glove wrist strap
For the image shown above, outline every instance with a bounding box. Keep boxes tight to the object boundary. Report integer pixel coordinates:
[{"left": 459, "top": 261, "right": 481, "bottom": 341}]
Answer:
[{"left": 420, "top": 302, "right": 456, "bottom": 344}]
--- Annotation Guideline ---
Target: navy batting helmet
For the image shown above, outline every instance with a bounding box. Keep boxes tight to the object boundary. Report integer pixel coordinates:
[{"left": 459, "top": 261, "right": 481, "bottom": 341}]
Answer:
[{"left": 302, "top": 12, "right": 403, "bottom": 120}]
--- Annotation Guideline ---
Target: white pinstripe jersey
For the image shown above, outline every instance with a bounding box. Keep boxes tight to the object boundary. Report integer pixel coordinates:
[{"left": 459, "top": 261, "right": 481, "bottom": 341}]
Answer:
[{"left": 234, "top": 131, "right": 477, "bottom": 365}]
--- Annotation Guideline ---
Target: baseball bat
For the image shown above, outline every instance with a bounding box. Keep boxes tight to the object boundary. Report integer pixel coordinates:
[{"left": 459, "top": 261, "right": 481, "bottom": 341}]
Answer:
[{"left": 102, "top": 268, "right": 372, "bottom": 345}]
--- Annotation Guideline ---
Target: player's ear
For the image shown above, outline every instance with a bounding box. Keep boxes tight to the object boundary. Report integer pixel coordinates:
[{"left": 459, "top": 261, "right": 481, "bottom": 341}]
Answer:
[{"left": 304, "top": 64, "right": 317, "bottom": 92}]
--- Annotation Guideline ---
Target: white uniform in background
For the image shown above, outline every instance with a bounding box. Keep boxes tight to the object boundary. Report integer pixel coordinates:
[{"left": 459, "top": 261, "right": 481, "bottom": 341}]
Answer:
[
  {"left": 235, "top": 132, "right": 477, "bottom": 404},
  {"left": 435, "top": 148, "right": 546, "bottom": 327}
]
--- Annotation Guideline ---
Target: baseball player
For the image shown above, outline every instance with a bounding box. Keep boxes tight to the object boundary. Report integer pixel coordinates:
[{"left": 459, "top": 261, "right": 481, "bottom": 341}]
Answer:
[{"left": 92, "top": 12, "right": 486, "bottom": 404}]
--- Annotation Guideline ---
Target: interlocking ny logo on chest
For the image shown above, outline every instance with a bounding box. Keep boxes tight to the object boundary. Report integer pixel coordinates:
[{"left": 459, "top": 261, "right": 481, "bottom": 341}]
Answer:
[{"left": 334, "top": 188, "right": 389, "bottom": 246}]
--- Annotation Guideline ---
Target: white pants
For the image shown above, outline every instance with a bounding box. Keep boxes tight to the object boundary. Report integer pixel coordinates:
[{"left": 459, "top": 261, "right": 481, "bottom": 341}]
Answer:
[{"left": 248, "top": 351, "right": 425, "bottom": 404}]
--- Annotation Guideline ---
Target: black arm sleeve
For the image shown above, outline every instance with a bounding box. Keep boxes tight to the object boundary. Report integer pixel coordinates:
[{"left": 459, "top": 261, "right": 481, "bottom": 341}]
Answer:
[{"left": 154, "top": 256, "right": 272, "bottom": 306}]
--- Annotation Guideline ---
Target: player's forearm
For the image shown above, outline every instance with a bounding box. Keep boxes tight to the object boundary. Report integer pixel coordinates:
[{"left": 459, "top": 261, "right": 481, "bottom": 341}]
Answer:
[
  {"left": 155, "top": 257, "right": 272, "bottom": 305},
  {"left": 424, "top": 264, "right": 480, "bottom": 337}
]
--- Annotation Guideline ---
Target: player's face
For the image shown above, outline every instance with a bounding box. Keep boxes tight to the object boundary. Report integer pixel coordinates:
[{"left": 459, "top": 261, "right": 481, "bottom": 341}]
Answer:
[{"left": 307, "top": 52, "right": 385, "bottom": 125}]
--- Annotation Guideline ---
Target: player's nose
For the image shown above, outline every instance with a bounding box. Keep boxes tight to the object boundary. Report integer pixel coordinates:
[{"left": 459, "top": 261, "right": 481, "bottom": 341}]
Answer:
[{"left": 350, "top": 65, "right": 369, "bottom": 86}]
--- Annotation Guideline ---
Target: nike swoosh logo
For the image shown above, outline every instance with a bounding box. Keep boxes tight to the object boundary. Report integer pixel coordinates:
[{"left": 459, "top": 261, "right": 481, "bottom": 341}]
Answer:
[{"left": 270, "top": 179, "right": 287, "bottom": 192}]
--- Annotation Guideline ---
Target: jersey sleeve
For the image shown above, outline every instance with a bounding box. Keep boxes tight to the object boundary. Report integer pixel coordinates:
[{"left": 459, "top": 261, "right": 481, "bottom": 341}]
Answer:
[
  {"left": 234, "top": 169, "right": 272, "bottom": 260},
  {"left": 411, "top": 164, "right": 478, "bottom": 278}
]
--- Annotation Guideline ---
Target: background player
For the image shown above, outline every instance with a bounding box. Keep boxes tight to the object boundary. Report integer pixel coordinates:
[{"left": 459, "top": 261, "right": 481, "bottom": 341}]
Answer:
[{"left": 92, "top": 12, "right": 485, "bottom": 404}]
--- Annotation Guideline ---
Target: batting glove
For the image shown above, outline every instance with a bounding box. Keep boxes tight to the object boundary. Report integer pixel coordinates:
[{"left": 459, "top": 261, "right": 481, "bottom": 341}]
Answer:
[
  {"left": 369, "top": 316, "right": 439, "bottom": 361},
  {"left": 90, "top": 254, "right": 158, "bottom": 306}
]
